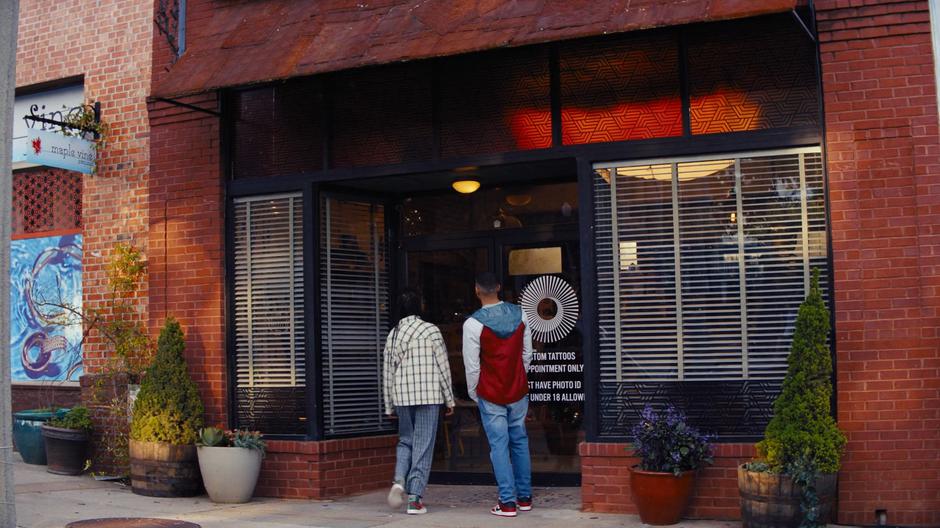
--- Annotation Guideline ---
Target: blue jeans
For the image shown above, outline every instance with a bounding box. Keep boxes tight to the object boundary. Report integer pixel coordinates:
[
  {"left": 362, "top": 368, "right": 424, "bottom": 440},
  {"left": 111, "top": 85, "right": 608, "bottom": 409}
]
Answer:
[
  {"left": 478, "top": 396, "right": 532, "bottom": 504},
  {"left": 394, "top": 405, "right": 440, "bottom": 498}
]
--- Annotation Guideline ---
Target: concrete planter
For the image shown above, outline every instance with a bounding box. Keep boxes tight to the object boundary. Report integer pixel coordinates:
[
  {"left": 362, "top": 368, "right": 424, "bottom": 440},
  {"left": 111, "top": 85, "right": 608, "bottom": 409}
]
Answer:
[{"left": 197, "top": 446, "right": 263, "bottom": 503}]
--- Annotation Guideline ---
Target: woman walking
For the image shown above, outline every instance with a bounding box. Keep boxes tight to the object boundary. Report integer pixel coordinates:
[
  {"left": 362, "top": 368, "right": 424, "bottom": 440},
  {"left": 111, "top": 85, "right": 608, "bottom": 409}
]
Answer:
[{"left": 383, "top": 289, "right": 455, "bottom": 515}]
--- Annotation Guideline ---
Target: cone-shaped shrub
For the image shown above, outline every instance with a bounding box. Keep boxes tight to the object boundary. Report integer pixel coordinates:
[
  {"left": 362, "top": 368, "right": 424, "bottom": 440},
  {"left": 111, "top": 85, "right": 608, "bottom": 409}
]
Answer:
[
  {"left": 757, "top": 269, "right": 846, "bottom": 474},
  {"left": 130, "top": 317, "right": 204, "bottom": 445}
]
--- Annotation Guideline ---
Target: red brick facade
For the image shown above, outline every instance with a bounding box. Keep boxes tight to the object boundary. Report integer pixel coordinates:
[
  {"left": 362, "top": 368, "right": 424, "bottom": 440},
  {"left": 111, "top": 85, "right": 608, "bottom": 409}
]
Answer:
[
  {"left": 256, "top": 437, "right": 396, "bottom": 499},
  {"left": 816, "top": 0, "right": 940, "bottom": 525},
  {"left": 13, "top": 0, "right": 152, "bottom": 441},
  {"left": 16, "top": 0, "right": 154, "bottom": 372},
  {"left": 12, "top": 0, "right": 934, "bottom": 521},
  {"left": 147, "top": 95, "right": 226, "bottom": 427}
]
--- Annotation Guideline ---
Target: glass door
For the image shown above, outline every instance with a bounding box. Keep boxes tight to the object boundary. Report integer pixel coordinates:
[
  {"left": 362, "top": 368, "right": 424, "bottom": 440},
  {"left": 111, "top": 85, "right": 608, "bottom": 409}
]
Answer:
[{"left": 499, "top": 234, "right": 583, "bottom": 478}]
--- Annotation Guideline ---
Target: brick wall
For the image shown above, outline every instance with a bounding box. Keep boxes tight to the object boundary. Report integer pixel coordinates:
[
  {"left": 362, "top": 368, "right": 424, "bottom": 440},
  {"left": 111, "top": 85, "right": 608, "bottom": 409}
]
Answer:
[
  {"left": 16, "top": 0, "right": 153, "bottom": 373},
  {"left": 256, "top": 437, "right": 397, "bottom": 499},
  {"left": 147, "top": 96, "right": 226, "bottom": 427},
  {"left": 816, "top": 0, "right": 940, "bottom": 525},
  {"left": 581, "top": 442, "right": 753, "bottom": 519},
  {"left": 11, "top": 385, "right": 80, "bottom": 413}
]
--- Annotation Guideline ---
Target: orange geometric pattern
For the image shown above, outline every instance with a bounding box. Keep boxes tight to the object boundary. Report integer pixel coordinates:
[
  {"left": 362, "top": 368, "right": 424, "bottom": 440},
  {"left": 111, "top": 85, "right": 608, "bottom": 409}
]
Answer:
[
  {"left": 12, "top": 168, "right": 82, "bottom": 236},
  {"left": 560, "top": 33, "right": 683, "bottom": 144},
  {"left": 688, "top": 16, "right": 819, "bottom": 134}
]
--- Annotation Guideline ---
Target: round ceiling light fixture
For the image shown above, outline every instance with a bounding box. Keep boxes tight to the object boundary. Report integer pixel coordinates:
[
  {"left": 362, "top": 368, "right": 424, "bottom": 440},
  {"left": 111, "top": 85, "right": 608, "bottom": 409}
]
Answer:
[{"left": 452, "top": 178, "right": 481, "bottom": 194}]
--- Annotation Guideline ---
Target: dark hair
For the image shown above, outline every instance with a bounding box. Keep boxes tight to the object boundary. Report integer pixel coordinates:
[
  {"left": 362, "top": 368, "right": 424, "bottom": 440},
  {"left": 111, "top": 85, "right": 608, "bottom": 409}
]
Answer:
[
  {"left": 475, "top": 272, "right": 500, "bottom": 294},
  {"left": 398, "top": 288, "right": 423, "bottom": 319}
]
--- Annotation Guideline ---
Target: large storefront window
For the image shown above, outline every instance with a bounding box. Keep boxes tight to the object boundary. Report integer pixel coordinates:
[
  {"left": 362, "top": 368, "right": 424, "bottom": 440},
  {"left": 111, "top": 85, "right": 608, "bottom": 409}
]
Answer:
[
  {"left": 232, "top": 194, "right": 307, "bottom": 434},
  {"left": 593, "top": 148, "right": 829, "bottom": 438},
  {"left": 319, "top": 196, "right": 393, "bottom": 436}
]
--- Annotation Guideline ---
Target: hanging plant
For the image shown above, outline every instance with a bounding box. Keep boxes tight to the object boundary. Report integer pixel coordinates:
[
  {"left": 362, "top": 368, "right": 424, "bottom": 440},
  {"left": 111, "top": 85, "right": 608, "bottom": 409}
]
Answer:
[{"left": 61, "top": 103, "right": 111, "bottom": 173}]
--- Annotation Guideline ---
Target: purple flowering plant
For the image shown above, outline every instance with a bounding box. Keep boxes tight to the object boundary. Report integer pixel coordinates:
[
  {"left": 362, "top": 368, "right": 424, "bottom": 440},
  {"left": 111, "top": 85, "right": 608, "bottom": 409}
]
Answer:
[{"left": 630, "top": 405, "right": 714, "bottom": 476}]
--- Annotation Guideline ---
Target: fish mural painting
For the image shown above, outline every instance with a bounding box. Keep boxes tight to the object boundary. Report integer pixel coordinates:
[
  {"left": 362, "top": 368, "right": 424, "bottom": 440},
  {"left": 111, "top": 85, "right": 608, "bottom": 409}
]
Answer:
[{"left": 10, "top": 234, "right": 83, "bottom": 382}]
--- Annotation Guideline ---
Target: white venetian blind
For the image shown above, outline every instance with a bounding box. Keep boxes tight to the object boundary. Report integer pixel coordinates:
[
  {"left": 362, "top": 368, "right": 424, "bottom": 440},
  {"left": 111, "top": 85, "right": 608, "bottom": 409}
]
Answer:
[
  {"left": 320, "top": 196, "right": 393, "bottom": 436},
  {"left": 595, "top": 148, "right": 828, "bottom": 383},
  {"left": 232, "top": 194, "right": 306, "bottom": 434}
]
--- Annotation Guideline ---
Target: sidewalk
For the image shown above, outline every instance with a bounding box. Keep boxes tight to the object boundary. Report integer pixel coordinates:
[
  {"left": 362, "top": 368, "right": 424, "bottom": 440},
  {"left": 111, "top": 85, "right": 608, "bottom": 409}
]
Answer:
[{"left": 13, "top": 454, "right": 739, "bottom": 528}]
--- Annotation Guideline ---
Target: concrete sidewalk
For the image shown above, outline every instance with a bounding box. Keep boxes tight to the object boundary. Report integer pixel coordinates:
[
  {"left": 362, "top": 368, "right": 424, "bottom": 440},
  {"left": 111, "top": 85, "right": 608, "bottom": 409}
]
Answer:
[{"left": 13, "top": 454, "right": 739, "bottom": 528}]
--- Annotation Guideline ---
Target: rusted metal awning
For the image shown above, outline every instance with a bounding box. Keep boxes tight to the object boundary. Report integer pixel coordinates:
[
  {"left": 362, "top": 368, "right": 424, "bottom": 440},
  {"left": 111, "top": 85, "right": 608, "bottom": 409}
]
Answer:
[{"left": 152, "top": 0, "right": 799, "bottom": 98}]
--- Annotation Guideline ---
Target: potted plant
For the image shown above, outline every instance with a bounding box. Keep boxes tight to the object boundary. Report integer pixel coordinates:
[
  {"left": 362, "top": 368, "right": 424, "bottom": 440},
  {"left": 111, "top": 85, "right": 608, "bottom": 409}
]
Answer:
[
  {"left": 13, "top": 405, "right": 69, "bottom": 465},
  {"left": 128, "top": 317, "right": 204, "bottom": 497},
  {"left": 629, "top": 404, "right": 714, "bottom": 525},
  {"left": 196, "top": 427, "right": 267, "bottom": 503},
  {"left": 739, "top": 269, "right": 846, "bottom": 528},
  {"left": 42, "top": 406, "right": 92, "bottom": 475}
]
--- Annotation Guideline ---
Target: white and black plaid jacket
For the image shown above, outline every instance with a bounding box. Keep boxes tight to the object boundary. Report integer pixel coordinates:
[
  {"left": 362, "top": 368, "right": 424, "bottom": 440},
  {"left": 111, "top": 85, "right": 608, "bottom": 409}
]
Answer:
[{"left": 383, "top": 315, "right": 456, "bottom": 415}]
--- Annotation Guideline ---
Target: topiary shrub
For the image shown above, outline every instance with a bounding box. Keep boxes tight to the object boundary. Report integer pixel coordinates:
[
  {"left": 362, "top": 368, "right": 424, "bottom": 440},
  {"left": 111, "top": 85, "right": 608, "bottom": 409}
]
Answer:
[
  {"left": 130, "top": 318, "right": 204, "bottom": 445},
  {"left": 756, "top": 269, "right": 846, "bottom": 474}
]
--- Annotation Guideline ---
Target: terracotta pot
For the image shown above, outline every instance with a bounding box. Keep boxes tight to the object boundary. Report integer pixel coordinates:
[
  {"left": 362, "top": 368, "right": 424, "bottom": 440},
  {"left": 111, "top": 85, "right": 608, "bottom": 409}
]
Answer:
[
  {"left": 629, "top": 467, "right": 696, "bottom": 525},
  {"left": 738, "top": 465, "right": 837, "bottom": 528},
  {"left": 197, "top": 446, "right": 263, "bottom": 503}
]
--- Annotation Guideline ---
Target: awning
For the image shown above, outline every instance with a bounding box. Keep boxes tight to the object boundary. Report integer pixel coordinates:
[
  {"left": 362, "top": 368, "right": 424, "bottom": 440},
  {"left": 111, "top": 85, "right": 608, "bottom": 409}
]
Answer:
[{"left": 152, "top": 0, "right": 799, "bottom": 98}]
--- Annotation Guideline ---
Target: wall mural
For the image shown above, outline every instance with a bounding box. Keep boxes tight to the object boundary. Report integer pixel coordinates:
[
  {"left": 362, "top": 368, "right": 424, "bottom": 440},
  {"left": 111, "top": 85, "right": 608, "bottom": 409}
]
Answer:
[{"left": 10, "top": 234, "right": 83, "bottom": 382}]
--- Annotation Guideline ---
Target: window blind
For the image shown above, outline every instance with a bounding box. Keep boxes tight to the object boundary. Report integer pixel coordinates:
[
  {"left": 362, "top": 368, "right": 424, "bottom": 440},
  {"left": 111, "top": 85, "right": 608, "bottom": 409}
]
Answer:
[
  {"left": 320, "top": 196, "right": 393, "bottom": 436},
  {"left": 232, "top": 194, "right": 306, "bottom": 434},
  {"left": 594, "top": 148, "right": 829, "bottom": 384}
]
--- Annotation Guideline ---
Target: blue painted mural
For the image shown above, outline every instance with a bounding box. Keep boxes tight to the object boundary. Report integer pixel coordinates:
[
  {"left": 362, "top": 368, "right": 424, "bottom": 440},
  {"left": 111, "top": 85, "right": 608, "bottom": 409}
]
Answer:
[{"left": 10, "top": 234, "right": 83, "bottom": 382}]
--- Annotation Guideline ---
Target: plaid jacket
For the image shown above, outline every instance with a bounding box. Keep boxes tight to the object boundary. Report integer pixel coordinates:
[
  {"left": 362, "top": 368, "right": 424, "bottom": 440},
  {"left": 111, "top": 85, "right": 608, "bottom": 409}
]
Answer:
[{"left": 383, "top": 315, "right": 456, "bottom": 415}]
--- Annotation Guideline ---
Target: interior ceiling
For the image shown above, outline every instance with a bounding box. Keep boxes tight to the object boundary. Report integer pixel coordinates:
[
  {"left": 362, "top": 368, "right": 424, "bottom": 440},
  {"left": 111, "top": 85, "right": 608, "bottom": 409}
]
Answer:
[{"left": 331, "top": 158, "right": 577, "bottom": 195}]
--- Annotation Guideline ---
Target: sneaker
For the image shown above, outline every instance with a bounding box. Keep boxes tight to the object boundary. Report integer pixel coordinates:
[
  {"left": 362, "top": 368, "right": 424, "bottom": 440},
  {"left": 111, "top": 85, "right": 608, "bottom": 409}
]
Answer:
[
  {"left": 407, "top": 497, "right": 428, "bottom": 515},
  {"left": 386, "top": 482, "right": 405, "bottom": 508},
  {"left": 517, "top": 496, "right": 532, "bottom": 511},
  {"left": 490, "top": 500, "right": 518, "bottom": 517}
]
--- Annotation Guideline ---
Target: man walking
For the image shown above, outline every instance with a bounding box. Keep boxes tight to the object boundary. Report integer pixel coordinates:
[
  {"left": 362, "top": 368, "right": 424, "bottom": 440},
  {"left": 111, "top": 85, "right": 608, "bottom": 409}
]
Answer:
[{"left": 463, "top": 272, "right": 533, "bottom": 517}]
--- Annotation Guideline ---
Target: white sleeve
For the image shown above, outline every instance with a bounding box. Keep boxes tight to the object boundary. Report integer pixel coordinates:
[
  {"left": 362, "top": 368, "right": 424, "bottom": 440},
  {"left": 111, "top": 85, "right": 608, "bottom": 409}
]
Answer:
[
  {"left": 462, "top": 317, "right": 483, "bottom": 402},
  {"left": 522, "top": 320, "right": 534, "bottom": 370}
]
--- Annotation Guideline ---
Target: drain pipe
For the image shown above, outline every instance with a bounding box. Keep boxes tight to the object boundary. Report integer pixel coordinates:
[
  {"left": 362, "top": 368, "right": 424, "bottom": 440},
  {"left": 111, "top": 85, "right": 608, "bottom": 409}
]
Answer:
[
  {"left": 177, "top": 0, "right": 186, "bottom": 56},
  {"left": 930, "top": 0, "right": 940, "bottom": 120}
]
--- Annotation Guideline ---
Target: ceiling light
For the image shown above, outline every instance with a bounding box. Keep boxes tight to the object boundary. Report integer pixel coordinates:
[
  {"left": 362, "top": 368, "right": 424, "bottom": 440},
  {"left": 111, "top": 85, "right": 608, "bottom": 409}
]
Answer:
[{"left": 452, "top": 178, "right": 481, "bottom": 194}]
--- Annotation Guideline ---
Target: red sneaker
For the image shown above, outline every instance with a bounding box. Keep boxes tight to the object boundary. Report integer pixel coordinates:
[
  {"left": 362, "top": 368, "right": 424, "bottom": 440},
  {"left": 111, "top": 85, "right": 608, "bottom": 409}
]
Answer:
[
  {"left": 517, "top": 496, "right": 532, "bottom": 511},
  {"left": 491, "top": 500, "right": 518, "bottom": 517}
]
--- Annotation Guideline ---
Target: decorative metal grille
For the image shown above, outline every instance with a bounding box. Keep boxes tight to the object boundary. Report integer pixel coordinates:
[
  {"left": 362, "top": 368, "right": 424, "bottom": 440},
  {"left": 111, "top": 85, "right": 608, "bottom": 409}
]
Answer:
[
  {"left": 688, "top": 16, "right": 819, "bottom": 134},
  {"left": 331, "top": 63, "right": 434, "bottom": 168},
  {"left": 599, "top": 380, "right": 782, "bottom": 438},
  {"left": 560, "top": 33, "right": 683, "bottom": 145},
  {"left": 440, "top": 46, "right": 552, "bottom": 157},
  {"left": 12, "top": 168, "right": 82, "bottom": 236},
  {"left": 231, "top": 83, "right": 324, "bottom": 180}
]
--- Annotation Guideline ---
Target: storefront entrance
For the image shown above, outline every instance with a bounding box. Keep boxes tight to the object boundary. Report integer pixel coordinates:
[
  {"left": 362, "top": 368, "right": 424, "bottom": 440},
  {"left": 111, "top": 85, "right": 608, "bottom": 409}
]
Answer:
[
  {"left": 395, "top": 179, "right": 583, "bottom": 485},
  {"left": 326, "top": 168, "right": 584, "bottom": 485}
]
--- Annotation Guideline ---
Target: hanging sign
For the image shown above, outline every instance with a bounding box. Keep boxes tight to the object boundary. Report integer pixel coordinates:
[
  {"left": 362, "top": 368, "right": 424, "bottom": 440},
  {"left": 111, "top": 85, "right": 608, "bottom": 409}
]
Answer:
[{"left": 23, "top": 129, "right": 96, "bottom": 174}]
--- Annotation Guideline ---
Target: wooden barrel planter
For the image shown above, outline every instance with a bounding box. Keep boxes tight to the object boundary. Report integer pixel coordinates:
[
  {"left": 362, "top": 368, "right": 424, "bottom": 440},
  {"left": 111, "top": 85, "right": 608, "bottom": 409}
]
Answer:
[
  {"left": 129, "top": 439, "right": 201, "bottom": 497},
  {"left": 738, "top": 465, "right": 837, "bottom": 528}
]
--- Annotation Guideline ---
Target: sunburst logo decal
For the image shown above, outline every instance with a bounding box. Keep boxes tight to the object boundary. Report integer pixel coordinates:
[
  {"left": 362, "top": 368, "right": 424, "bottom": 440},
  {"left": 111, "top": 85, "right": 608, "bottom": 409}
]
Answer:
[{"left": 520, "top": 275, "right": 579, "bottom": 343}]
